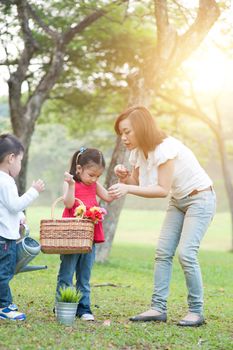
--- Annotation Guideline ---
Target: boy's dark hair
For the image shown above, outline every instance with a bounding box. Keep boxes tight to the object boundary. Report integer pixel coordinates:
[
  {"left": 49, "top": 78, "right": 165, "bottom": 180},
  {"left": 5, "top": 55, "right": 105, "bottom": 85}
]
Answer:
[
  {"left": 0, "top": 134, "right": 24, "bottom": 163},
  {"left": 70, "top": 148, "right": 106, "bottom": 182}
]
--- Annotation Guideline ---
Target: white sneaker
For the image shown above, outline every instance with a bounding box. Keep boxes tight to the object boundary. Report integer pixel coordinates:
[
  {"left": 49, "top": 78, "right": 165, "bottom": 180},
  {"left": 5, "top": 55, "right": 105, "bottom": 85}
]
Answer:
[
  {"left": 8, "top": 303, "right": 18, "bottom": 311},
  {"left": 0, "top": 307, "right": 26, "bottom": 321},
  {"left": 80, "top": 313, "right": 95, "bottom": 321}
]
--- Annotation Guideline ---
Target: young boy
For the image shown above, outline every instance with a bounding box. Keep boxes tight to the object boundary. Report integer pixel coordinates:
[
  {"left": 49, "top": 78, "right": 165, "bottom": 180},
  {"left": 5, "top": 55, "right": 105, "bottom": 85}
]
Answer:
[{"left": 0, "top": 134, "right": 45, "bottom": 320}]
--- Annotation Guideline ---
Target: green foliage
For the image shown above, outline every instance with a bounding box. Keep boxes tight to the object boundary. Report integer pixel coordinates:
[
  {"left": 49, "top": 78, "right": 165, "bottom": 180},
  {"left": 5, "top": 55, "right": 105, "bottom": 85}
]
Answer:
[
  {"left": 57, "top": 286, "right": 81, "bottom": 303},
  {"left": 0, "top": 98, "right": 11, "bottom": 132},
  {"left": 0, "top": 98, "right": 9, "bottom": 118},
  {"left": 27, "top": 123, "right": 116, "bottom": 204},
  {"left": 38, "top": 1, "right": 159, "bottom": 132},
  {"left": 27, "top": 124, "right": 76, "bottom": 203},
  {"left": 0, "top": 119, "right": 11, "bottom": 133}
]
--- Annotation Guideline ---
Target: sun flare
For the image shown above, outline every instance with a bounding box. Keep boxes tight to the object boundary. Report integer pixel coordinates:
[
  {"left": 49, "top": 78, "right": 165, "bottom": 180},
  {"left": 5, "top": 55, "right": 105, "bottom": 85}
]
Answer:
[{"left": 185, "top": 47, "right": 232, "bottom": 96}]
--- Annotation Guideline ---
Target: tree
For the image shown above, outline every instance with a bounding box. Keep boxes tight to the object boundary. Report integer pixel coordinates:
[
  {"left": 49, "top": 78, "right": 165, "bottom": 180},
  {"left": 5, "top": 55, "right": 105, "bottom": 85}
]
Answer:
[
  {"left": 96, "top": 0, "right": 221, "bottom": 262},
  {"left": 0, "top": 0, "right": 221, "bottom": 262},
  {"left": 0, "top": 0, "right": 127, "bottom": 194}
]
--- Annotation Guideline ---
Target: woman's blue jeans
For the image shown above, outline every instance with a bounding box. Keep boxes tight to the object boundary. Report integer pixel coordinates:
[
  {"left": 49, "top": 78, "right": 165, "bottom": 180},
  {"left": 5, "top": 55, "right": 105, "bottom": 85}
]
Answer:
[
  {"left": 0, "top": 237, "right": 16, "bottom": 308},
  {"left": 56, "top": 245, "right": 95, "bottom": 316},
  {"left": 151, "top": 190, "right": 216, "bottom": 315}
]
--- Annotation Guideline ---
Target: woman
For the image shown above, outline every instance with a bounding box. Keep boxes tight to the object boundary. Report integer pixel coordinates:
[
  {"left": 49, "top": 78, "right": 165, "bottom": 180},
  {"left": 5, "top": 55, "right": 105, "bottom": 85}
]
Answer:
[{"left": 108, "top": 106, "right": 216, "bottom": 327}]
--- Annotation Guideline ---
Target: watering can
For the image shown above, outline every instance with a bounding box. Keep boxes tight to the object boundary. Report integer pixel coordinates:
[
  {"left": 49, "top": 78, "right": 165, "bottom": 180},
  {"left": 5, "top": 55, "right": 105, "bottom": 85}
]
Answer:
[{"left": 15, "top": 224, "right": 48, "bottom": 274}]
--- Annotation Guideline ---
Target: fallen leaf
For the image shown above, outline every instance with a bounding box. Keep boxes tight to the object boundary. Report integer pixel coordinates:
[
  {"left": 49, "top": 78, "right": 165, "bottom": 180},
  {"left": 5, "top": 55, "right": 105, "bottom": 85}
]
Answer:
[{"left": 103, "top": 319, "right": 111, "bottom": 326}]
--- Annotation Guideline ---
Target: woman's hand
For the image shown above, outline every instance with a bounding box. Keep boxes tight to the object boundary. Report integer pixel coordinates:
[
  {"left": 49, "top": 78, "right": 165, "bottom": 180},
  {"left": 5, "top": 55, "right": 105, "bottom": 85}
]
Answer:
[
  {"left": 114, "top": 164, "right": 130, "bottom": 183},
  {"left": 64, "top": 171, "right": 75, "bottom": 185},
  {"left": 108, "top": 183, "right": 129, "bottom": 199}
]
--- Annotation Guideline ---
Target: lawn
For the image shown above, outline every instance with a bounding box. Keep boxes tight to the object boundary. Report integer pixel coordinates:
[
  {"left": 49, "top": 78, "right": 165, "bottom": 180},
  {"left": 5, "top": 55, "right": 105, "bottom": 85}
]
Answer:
[
  {"left": 27, "top": 207, "right": 232, "bottom": 252},
  {"left": 0, "top": 208, "right": 232, "bottom": 350}
]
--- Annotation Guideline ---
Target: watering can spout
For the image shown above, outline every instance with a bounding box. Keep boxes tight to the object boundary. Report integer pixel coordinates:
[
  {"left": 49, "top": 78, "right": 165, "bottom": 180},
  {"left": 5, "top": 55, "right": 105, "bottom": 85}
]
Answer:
[
  {"left": 15, "top": 225, "right": 48, "bottom": 274},
  {"left": 19, "top": 265, "right": 48, "bottom": 273}
]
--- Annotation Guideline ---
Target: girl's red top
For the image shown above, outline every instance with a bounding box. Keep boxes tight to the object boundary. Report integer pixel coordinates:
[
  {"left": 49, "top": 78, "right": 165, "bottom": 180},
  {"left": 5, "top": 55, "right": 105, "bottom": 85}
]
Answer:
[{"left": 62, "top": 181, "right": 105, "bottom": 243}]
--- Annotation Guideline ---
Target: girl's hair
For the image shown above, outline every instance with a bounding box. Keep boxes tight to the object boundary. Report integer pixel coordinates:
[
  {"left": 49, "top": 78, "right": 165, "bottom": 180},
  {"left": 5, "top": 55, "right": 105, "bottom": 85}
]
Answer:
[
  {"left": 114, "top": 106, "right": 167, "bottom": 154},
  {"left": 70, "top": 147, "right": 105, "bottom": 182},
  {"left": 0, "top": 133, "right": 24, "bottom": 163}
]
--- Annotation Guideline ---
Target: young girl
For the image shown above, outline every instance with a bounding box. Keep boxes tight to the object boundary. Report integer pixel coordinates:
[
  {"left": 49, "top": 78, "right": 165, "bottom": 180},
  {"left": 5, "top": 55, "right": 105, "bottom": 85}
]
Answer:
[
  {"left": 109, "top": 106, "right": 216, "bottom": 327},
  {"left": 0, "top": 133, "right": 45, "bottom": 321},
  {"left": 55, "top": 147, "right": 113, "bottom": 321}
]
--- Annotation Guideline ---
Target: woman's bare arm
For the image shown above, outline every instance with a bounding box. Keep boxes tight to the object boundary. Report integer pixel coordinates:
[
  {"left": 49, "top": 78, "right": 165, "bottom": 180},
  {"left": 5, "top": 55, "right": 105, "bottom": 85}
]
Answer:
[
  {"left": 115, "top": 164, "right": 139, "bottom": 185},
  {"left": 108, "top": 160, "right": 174, "bottom": 199}
]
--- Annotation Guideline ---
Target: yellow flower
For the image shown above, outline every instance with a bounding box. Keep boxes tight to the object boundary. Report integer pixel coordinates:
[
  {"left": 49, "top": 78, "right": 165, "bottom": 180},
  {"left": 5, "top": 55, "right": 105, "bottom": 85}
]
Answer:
[
  {"left": 89, "top": 206, "right": 100, "bottom": 213},
  {"left": 75, "top": 204, "right": 86, "bottom": 218}
]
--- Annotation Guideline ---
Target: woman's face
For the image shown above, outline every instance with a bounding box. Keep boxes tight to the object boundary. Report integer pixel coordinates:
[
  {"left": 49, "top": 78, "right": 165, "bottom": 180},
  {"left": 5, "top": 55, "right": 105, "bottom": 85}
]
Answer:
[{"left": 118, "top": 118, "right": 138, "bottom": 150}]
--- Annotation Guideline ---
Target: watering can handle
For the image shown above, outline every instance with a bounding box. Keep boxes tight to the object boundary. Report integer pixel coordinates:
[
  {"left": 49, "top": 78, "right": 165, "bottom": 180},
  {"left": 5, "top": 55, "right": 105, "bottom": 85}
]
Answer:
[
  {"left": 51, "top": 197, "right": 85, "bottom": 220},
  {"left": 19, "top": 223, "right": 30, "bottom": 237}
]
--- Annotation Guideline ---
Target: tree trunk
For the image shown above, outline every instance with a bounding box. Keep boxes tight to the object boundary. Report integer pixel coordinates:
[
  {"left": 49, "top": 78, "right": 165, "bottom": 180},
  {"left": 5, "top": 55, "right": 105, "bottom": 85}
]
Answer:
[
  {"left": 96, "top": 137, "right": 127, "bottom": 262},
  {"left": 95, "top": 75, "right": 151, "bottom": 262},
  {"left": 10, "top": 98, "right": 37, "bottom": 194},
  {"left": 17, "top": 146, "right": 29, "bottom": 195}
]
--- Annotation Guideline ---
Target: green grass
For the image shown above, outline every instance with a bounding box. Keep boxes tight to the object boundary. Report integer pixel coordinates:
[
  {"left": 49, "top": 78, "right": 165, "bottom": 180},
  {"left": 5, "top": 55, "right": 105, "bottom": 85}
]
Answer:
[
  {"left": 0, "top": 245, "right": 233, "bottom": 349},
  {"left": 0, "top": 208, "right": 232, "bottom": 349}
]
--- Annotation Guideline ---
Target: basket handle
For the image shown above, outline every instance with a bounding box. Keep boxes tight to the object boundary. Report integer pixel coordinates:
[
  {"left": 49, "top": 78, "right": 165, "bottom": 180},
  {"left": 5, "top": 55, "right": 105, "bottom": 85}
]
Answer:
[{"left": 51, "top": 196, "right": 85, "bottom": 220}]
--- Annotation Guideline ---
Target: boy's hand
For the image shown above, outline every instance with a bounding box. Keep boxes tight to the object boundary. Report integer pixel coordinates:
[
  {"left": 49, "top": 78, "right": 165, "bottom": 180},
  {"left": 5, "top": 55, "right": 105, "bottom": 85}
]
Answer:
[
  {"left": 32, "top": 179, "right": 45, "bottom": 193},
  {"left": 64, "top": 171, "right": 75, "bottom": 185},
  {"left": 20, "top": 218, "right": 26, "bottom": 225},
  {"left": 19, "top": 223, "right": 29, "bottom": 238},
  {"left": 114, "top": 164, "right": 130, "bottom": 183}
]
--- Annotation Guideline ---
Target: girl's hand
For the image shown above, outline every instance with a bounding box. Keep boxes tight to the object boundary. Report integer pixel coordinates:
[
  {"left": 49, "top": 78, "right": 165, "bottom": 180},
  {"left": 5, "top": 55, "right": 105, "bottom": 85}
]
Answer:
[
  {"left": 32, "top": 179, "right": 45, "bottom": 193},
  {"left": 64, "top": 171, "right": 75, "bottom": 185},
  {"left": 114, "top": 164, "right": 130, "bottom": 183},
  {"left": 108, "top": 183, "right": 129, "bottom": 199}
]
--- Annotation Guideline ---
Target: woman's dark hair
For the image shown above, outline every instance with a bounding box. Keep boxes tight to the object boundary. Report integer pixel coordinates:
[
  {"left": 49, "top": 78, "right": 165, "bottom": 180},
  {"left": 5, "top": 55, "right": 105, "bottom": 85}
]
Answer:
[
  {"left": 69, "top": 147, "right": 105, "bottom": 182},
  {"left": 0, "top": 133, "right": 24, "bottom": 163}
]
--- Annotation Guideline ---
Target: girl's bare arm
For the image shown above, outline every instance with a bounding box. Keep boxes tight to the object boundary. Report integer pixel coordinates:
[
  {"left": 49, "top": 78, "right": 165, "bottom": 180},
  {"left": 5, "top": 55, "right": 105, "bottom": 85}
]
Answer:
[
  {"left": 63, "top": 172, "right": 75, "bottom": 208},
  {"left": 96, "top": 182, "right": 114, "bottom": 203}
]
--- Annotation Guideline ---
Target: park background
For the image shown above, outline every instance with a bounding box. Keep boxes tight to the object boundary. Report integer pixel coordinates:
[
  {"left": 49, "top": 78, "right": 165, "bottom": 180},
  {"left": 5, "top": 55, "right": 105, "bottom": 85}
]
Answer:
[{"left": 0, "top": 1, "right": 233, "bottom": 349}]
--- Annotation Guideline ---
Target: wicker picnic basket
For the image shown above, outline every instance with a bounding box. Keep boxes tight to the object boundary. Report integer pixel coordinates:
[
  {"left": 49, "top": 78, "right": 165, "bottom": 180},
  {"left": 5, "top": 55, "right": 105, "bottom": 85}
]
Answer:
[{"left": 40, "top": 197, "right": 94, "bottom": 254}]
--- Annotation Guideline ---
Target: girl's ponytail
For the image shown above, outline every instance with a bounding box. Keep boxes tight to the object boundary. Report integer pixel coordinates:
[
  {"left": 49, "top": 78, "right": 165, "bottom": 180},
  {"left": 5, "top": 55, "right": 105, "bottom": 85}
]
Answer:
[{"left": 76, "top": 147, "right": 87, "bottom": 165}]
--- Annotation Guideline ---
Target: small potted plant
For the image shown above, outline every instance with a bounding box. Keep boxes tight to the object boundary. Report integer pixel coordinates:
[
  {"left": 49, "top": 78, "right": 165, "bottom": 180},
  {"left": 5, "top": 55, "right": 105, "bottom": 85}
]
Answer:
[{"left": 55, "top": 286, "right": 81, "bottom": 326}]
